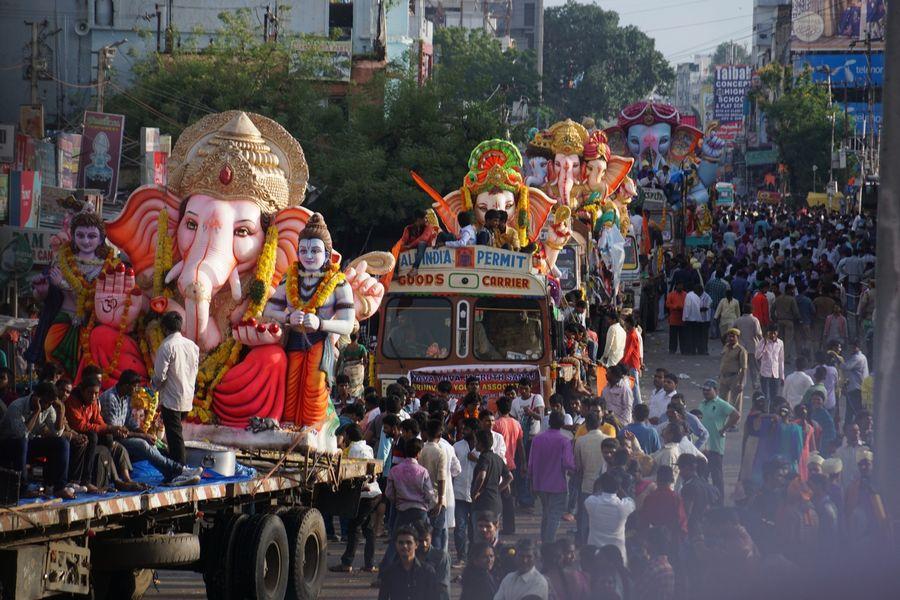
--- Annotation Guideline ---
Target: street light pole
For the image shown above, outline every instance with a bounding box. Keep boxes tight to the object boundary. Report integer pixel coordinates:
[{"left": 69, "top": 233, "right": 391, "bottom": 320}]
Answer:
[{"left": 812, "top": 165, "right": 818, "bottom": 193}]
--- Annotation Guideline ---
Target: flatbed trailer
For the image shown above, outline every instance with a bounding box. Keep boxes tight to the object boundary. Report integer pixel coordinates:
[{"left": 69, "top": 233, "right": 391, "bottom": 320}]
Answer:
[{"left": 0, "top": 446, "right": 379, "bottom": 600}]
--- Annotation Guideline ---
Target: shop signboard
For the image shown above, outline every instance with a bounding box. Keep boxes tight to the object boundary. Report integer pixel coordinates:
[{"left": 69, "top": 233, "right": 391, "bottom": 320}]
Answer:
[{"left": 791, "top": 0, "right": 887, "bottom": 51}]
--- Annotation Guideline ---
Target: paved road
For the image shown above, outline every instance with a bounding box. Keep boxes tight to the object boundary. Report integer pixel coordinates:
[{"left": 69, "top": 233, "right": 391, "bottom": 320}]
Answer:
[{"left": 147, "top": 325, "right": 742, "bottom": 599}]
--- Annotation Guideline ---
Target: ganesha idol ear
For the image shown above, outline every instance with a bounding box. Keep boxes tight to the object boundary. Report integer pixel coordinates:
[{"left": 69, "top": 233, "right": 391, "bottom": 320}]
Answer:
[
  {"left": 432, "top": 190, "right": 465, "bottom": 237},
  {"left": 106, "top": 185, "right": 182, "bottom": 275},
  {"left": 603, "top": 156, "right": 635, "bottom": 196},
  {"left": 526, "top": 187, "right": 556, "bottom": 242},
  {"left": 604, "top": 127, "right": 629, "bottom": 157},
  {"left": 271, "top": 207, "right": 344, "bottom": 286}
]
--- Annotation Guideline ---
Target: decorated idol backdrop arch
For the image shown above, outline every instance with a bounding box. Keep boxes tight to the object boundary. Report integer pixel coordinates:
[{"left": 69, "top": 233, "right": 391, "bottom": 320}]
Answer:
[
  {"left": 603, "top": 101, "right": 725, "bottom": 204},
  {"left": 417, "top": 139, "right": 575, "bottom": 275},
  {"left": 33, "top": 111, "right": 389, "bottom": 439}
]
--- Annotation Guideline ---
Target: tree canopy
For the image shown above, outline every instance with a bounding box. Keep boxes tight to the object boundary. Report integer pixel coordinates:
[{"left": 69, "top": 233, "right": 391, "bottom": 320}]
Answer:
[
  {"left": 541, "top": 1, "right": 674, "bottom": 123},
  {"left": 756, "top": 70, "right": 844, "bottom": 196},
  {"left": 710, "top": 41, "right": 751, "bottom": 67},
  {"left": 106, "top": 13, "right": 537, "bottom": 253}
]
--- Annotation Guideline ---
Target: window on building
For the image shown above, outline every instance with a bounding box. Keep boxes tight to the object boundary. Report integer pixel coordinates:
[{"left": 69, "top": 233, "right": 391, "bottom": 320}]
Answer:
[
  {"left": 524, "top": 4, "right": 535, "bottom": 27},
  {"left": 382, "top": 297, "right": 452, "bottom": 359},
  {"left": 473, "top": 298, "right": 544, "bottom": 361}
]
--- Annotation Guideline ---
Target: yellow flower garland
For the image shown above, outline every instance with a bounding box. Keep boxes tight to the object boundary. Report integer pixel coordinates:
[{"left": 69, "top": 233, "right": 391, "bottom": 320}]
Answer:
[
  {"left": 152, "top": 208, "right": 174, "bottom": 298},
  {"left": 285, "top": 261, "right": 345, "bottom": 315},
  {"left": 131, "top": 387, "right": 159, "bottom": 433},
  {"left": 58, "top": 245, "right": 119, "bottom": 321}
]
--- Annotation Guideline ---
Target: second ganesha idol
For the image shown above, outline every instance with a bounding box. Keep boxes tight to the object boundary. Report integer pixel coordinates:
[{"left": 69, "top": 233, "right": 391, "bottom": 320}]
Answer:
[{"left": 36, "top": 110, "right": 390, "bottom": 440}]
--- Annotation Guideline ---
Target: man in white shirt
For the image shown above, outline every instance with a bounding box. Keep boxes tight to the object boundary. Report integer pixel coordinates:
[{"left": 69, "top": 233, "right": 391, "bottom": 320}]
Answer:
[
  {"left": 648, "top": 370, "right": 677, "bottom": 424},
  {"left": 442, "top": 212, "right": 476, "bottom": 248},
  {"left": 600, "top": 312, "right": 626, "bottom": 367},
  {"left": 418, "top": 419, "right": 451, "bottom": 553},
  {"left": 494, "top": 538, "right": 549, "bottom": 600},
  {"left": 510, "top": 379, "right": 544, "bottom": 440},
  {"left": 755, "top": 325, "right": 785, "bottom": 412},
  {"left": 451, "top": 418, "right": 478, "bottom": 564},
  {"left": 584, "top": 471, "right": 636, "bottom": 565},
  {"left": 151, "top": 311, "right": 200, "bottom": 466},
  {"left": 332, "top": 425, "right": 382, "bottom": 571},
  {"left": 783, "top": 356, "right": 814, "bottom": 408},
  {"left": 681, "top": 285, "right": 703, "bottom": 355}
]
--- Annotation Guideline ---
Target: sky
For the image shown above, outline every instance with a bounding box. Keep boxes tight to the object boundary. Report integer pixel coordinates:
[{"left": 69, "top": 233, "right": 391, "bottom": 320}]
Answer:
[{"left": 544, "top": 0, "right": 756, "bottom": 65}]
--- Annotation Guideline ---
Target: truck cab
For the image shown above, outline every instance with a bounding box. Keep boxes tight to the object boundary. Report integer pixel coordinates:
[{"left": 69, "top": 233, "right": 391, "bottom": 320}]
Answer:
[{"left": 375, "top": 246, "right": 555, "bottom": 399}]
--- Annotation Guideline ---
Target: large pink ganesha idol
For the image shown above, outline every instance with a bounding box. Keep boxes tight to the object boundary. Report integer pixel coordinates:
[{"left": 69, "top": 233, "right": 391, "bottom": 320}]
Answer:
[{"left": 83, "top": 111, "right": 386, "bottom": 428}]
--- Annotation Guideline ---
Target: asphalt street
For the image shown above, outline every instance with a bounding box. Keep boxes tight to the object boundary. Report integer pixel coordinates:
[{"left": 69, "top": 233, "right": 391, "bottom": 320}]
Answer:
[{"left": 146, "top": 325, "right": 743, "bottom": 599}]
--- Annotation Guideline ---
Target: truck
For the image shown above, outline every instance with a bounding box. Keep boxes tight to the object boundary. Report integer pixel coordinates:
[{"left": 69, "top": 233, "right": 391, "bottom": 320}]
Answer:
[
  {"left": 0, "top": 445, "right": 378, "bottom": 600},
  {"left": 374, "top": 245, "right": 559, "bottom": 400}
]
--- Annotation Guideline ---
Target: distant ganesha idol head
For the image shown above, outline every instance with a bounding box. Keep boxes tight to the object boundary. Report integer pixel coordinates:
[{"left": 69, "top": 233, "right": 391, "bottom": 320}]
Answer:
[
  {"left": 296, "top": 213, "right": 333, "bottom": 273},
  {"left": 462, "top": 140, "right": 528, "bottom": 227},
  {"left": 69, "top": 210, "right": 109, "bottom": 259}
]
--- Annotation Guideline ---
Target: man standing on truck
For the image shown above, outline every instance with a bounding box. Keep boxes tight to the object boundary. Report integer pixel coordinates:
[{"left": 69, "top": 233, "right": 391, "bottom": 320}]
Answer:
[
  {"left": 99, "top": 369, "right": 202, "bottom": 486},
  {"left": 152, "top": 311, "right": 200, "bottom": 466},
  {"left": 0, "top": 382, "right": 74, "bottom": 499}
]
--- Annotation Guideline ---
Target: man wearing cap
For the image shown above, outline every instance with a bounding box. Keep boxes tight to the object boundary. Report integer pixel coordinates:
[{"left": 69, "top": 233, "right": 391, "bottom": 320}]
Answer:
[
  {"left": 719, "top": 328, "right": 748, "bottom": 413},
  {"left": 697, "top": 379, "right": 740, "bottom": 502}
]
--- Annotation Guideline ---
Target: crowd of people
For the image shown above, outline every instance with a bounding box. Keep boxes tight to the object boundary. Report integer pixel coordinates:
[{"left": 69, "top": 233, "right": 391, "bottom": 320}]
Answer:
[
  {"left": 328, "top": 203, "right": 888, "bottom": 600},
  {"left": 0, "top": 312, "right": 203, "bottom": 499}
]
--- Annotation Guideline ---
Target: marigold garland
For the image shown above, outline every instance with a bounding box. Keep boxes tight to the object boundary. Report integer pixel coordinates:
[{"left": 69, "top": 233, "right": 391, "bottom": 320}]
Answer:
[
  {"left": 58, "top": 245, "right": 119, "bottom": 322},
  {"left": 152, "top": 208, "right": 174, "bottom": 298},
  {"left": 285, "top": 261, "right": 345, "bottom": 315},
  {"left": 131, "top": 386, "right": 160, "bottom": 433}
]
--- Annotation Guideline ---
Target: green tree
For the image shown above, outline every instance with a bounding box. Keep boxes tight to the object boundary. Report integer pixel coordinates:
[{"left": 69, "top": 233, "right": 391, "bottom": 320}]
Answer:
[
  {"left": 541, "top": 1, "right": 674, "bottom": 122},
  {"left": 758, "top": 71, "right": 842, "bottom": 196},
  {"left": 710, "top": 41, "right": 751, "bottom": 67},
  {"left": 106, "top": 15, "right": 535, "bottom": 253}
]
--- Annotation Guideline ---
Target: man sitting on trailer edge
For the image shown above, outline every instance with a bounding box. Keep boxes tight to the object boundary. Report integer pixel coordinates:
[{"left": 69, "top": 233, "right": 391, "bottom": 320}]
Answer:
[{"left": 0, "top": 382, "right": 75, "bottom": 499}]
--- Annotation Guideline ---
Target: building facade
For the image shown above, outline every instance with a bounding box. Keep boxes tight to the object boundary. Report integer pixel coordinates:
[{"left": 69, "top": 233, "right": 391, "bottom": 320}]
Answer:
[{"left": 0, "top": 0, "right": 433, "bottom": 127}]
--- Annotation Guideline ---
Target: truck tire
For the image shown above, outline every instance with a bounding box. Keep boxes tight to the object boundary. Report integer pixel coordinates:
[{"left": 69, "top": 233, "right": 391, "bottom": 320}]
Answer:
[
  {"left": 90, "top": 534, "right": 200, "bottom": 571},
  {"left": 232, "top": 514, "right": 290, "bottom": 600},
  {"left": 203, "top": 513, "right": 248, "bottom": 600},
  {"left": 282, "top": 508, "right": 327, "bottom": 600}
]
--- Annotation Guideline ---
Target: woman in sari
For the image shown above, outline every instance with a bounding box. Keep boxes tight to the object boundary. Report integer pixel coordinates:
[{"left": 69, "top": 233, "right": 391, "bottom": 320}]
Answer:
[{"left": 792, "top": 403, "right": 818, "bottom": 481}]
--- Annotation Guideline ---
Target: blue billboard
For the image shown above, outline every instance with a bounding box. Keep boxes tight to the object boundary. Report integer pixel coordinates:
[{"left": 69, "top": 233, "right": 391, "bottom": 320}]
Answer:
[
  {"left": 841, "top": 102, "right": 883, "bottom": 135},
  {"left": 793, "top": 53, "right": 884, "bottom": 88}
]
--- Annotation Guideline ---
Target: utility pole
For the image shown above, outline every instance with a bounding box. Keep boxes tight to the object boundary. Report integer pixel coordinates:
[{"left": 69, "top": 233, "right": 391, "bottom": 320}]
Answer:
[
  {"left": 165, "top": 0, "right": 174, "bottom": 53},
  {"left": 536, "top": 0, "right": 544, "bottom": 104},
  {"left": 272, "top": 4, "right": 279, "bottom": 42},
  {"left": 96, "top": 40, "right": 126, "bottom": 112},
  {"left": 155, "top": 4, "right": 162, "bottom": 53},
  {"left": 874, "top": 0, "right": 900, "bottom": 521},
  {"left": 27, "top": 21, "right": 40, "bottom": 105}
]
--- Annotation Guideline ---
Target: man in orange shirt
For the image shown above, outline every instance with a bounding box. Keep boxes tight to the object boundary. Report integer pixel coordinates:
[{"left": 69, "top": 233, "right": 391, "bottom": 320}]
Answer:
[
  {"left": 621, "top": 314, "right": 644, "bottom": 404},
  {"left": 665, "top": 282, "right": 687, "bottom": 354},
  {"left": 493, "top": 396, "right": 524, "bottom": 534},
  {"left": 65, "top": 376, "right": 143, "bottom": 490},
  {"left": 751, "top": 281, "right": 771, "bottom": 327},
  {"left": 399, "top": 209, "right": 438, "bottom": 276}
]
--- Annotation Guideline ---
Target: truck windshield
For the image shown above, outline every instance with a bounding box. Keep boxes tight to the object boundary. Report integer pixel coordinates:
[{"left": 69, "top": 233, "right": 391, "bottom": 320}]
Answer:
[
  {"left": 382, "top": 297, "right": 452, "bottom": 359},
  {"left": 473, "top": 298, "right": 544, "bottom": 361}
]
